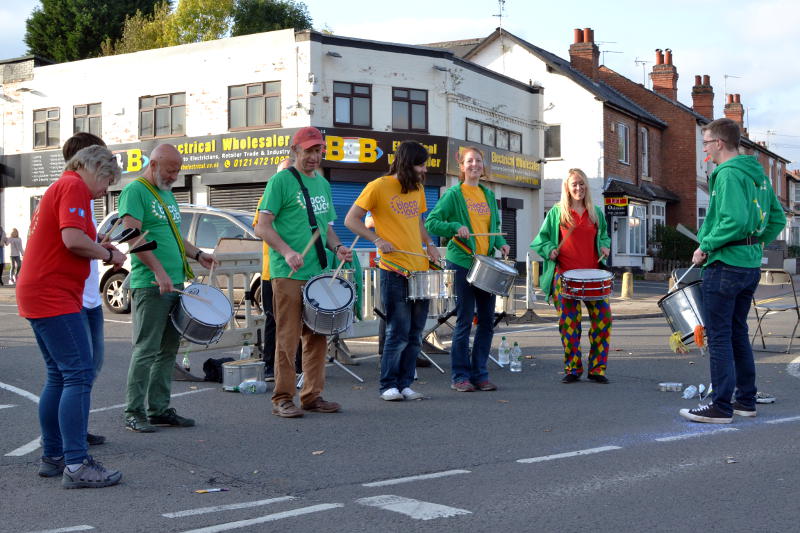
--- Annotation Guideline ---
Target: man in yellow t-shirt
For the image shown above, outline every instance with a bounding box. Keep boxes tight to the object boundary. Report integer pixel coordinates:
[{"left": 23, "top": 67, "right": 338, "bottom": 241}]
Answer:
[{"left": 345, "top": 141, "right": 440, "bottom": 402}]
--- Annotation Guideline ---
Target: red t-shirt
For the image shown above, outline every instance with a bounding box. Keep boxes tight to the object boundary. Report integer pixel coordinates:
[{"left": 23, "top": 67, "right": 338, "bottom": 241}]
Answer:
[
  {"left": 17, "top": 171, "right": 96, "bottom": 318},
  {"left": 557, "top": 208, "right": 599, "bottom": 273}
]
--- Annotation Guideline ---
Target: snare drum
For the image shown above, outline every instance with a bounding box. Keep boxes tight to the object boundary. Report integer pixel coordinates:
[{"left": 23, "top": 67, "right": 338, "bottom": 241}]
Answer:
[
  {"left": 657, "top": 280, "right": 704, "bottom": 344},
  {"left": 302, "top": 273, "right": 355, "bottom": 335},
  {"left": 466, "top": 255, "right": 518, "bottom": 296},
  {"left": 560, "top": 269, "right": 614, "bottom": 301},
  {"left": 170, "top": 283, "right": 233, "bottom": 345},
  {"left": 407, "top": 269, "right": 454, "bottom": 300}
]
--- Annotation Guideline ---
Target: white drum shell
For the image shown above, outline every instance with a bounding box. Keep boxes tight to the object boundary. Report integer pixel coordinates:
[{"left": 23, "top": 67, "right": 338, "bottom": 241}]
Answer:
[
  {"left": 302, "top": 273, "right": 355, "bottom": 335},
  {"left": 170, "top": 284, "right": 233, "bottom": 345},
  {"left": 466, "top": 256, "right": 518, "bottom": 296},
  {"left": 658, "top": 280, "right": 704, "bottom": 344}
]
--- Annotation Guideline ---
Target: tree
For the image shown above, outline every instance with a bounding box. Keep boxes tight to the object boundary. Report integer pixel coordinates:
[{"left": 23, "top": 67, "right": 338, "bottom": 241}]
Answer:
[
  {"left": 231, "top": 0, "right": 312, "bottom": 36},
  {"left": 25, "top": 0, "right": 162, "bottom": 62},
  {"left": 169, "top": 0, "right": 235, "bottom": 45},
  {"left": 101, "top": 2, "right": 173, "bottom": 56}
]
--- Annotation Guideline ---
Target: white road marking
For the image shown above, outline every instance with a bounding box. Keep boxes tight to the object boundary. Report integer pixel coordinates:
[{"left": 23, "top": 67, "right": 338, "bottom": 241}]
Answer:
[
  {"left": 765, "top": 415, "right": 800, "bottom": 424},
  {"left": 362, "top": 469, "right": 471, "bottom": 487},
  {"left": 24, "top": 525, "right": 93, "bottom": 533},
  {"left": 655, "top": 428, "right": 738, "bottom": 442},
  {"left": 177, "top": 503, "right": 343, "bottom": 532},
  {"left": 788, "top": 354, "right": 800, "bottom": 378},
  {"left": 0, "top": 382, "right": 40, "bottom": 403},
  {"left": 356, "top": 495, "right": 471, "bottom": 521},
  {"left": 90, "top": 388, "right": 214, "bottom": 414},
  {"left": 5, "top": 438, "right": 42, "bottom": 457},
  {"left": 163, "top": 496, "right": 296, "bottom": 518},
  {"left": 517, "top": 445, "right": 622, "bottom": 463},
  {"left": 0, "top": 404, "right": 17, "bottom": 410},
  {"left": 103, "top": 318, "right": 131, "bottom": 324}
]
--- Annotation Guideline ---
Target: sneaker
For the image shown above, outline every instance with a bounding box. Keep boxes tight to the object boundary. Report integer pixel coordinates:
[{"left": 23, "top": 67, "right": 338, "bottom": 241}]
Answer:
[
  {"left": 756, "top": 392, "right": 776, "bottom": 404},
  {"left": 301, "top": 397, "right": 341, "bottom": 413},
  {"left": 264, "top": 371, "right": 275, "bottom": 383},
  {"left": 380, "top": 387, "right": 403, "bottom": 401},
  {"left": 451, "top": 380, "right": 476, "bottom": 392},
  {"left": 400, "top": 387, "right": 424, "bottom": 400},
  {"left": 124, "top": 414, "right": 157, "bottom": 433},
  {"left": 561, "top": 373, "right": 580, "bottom": 384},
  {"left": 272, "top": 400, "right": 304, "bottom": 418},
  {"left": 87, "top": 432, "right": 106, "bottom": 446},
  {"left": 732, "top": 401, "right": 757, "bottom": 417},
  {"left": 38, "top": 456, "right": 65, "bottom": 478},
  {"left": 475, "top": 381, "right": 498, "bottom": 391},
  {"left": 62, "top": 456, "right": 122, "bottom": 489},
  {"left": 679, "top": 403, "right": 733, "bottom": 424},
  {"left": 148, "top": 408, "right": 195, "bottom": 427},
  {"left": 587, "top": 374, "right": 609, "bottom": 384}
]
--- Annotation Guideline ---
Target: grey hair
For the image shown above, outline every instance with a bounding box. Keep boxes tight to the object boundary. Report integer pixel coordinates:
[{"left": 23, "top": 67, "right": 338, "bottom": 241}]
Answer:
[{"left": 65, "top": 145, "right": 121, "bottom": 185}]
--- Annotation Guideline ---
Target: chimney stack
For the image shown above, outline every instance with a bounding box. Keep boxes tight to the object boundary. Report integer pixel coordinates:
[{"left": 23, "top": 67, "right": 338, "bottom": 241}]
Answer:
[
  {"left": 650, "top": 47, "right": 679, "bottom": 101},
  {"left": 724, "top": 93, "right": 745, "bottom": 135},
  {"left": 691, "top": 74, "right": 714, "bottom": 120},
  {"left": 569, "top": 27, "right": 600, "bottom": 80}
]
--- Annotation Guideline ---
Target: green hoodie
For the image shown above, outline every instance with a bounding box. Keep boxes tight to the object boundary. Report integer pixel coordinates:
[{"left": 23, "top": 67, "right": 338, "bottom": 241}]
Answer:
[
  {"left": 698, "top": 154, "right": 785, "bottom": 269},
  {"left": 425, "top": 183, "right": 507, "bottom": 269}
]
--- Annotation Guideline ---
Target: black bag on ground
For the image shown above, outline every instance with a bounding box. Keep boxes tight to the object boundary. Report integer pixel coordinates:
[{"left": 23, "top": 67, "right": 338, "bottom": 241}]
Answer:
[{"left": 203, "top": 357, "right": 235, "bottom": 383}]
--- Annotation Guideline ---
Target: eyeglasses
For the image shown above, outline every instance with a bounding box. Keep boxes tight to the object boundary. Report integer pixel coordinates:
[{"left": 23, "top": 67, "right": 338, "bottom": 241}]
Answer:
[{"left": 702, "top": 138, "right": 720, "bottom": 146}]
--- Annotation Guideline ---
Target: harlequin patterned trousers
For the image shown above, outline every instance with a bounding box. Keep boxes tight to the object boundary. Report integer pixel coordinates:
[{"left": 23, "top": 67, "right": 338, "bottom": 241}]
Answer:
[{"left": 553, "top": 273, "right": 612, "bottom": 376}]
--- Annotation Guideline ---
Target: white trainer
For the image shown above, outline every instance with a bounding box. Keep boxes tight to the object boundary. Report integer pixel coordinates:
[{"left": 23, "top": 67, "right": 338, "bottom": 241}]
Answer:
[
  {"left": 381, "top": 387, "right": 403, "bottom": 401},
  {"left": 400, "top": 387, "right": 423, "bottom": 400}
]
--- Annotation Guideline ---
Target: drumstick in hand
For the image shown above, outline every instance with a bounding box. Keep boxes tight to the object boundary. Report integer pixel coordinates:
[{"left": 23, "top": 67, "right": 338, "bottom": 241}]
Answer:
[
  {"left": 100, "top": 217, "right": 124, "bottom": 244},
  {"left": 127, "top": 230, "right": 150, "bottom": 253},
  {"left": 469, "top": 232, "right": 507, "bottom": 236},
  {"left": 330, "top": 235, "right": 359, "bottom": 286},
  {"left": 393, "top": 249, "right": 429, "bottom": 259},
  {"left": 300, "top": 228, "right": 321, "bottom": 258}
]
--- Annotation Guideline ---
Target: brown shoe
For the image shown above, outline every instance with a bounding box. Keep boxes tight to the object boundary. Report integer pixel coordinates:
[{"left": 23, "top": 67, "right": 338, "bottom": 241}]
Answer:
[
  {"left": 301, "top": 397, "right": 341, "bottom": 413},
  {"left": 272, "top": 400, "right": 304, "bottom": 418},
  {"left": 475, "top": 380, "right": 498, "bottom": 391}
]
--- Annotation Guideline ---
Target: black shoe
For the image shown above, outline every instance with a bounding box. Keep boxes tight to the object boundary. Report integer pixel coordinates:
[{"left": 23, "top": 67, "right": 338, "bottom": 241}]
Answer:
[
  {"left": 125, "top": 414, "right": 157, "bottom": 433},
  {"left": 148, "top": 408, "right": 195, "bottom": 427},
  {"left": 587, "top": 374, "right": 609, "bottom": 384},
  {"left": 264, "top": 369, "right": 275, "bottom": 382},
  {"left": 87, "top": 433, "right": 106, "bottom": 446},
  {"left": 416, "top": 356, "right": 432, "bottom": 368},
  {"left": 679, "top": 403, "right": 732, "bottom": 424},
  {"left": 562, "top": 373, "right": 580, "bottom": 384},
  {"left": 732, "top": 401, "right": 757, "bottom": 417}
]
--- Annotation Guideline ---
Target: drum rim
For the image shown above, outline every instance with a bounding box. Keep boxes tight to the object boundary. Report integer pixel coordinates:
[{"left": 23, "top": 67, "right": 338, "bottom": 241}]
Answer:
[
  {"left": 562, "top": 268, "right": 614, "bottom": 281},
  {"left": 303, "top": 274, "right": 355, "bottom": 311},
  {"left": 471, "top": 254, "right": 518, "bottom": 274}
]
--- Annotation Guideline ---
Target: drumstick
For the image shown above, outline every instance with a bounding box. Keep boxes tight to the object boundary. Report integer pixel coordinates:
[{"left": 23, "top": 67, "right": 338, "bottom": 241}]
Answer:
[
  {"left": 555, "top": 225, "right": 577, "bottom": 252},
  {"left": 173, "top": 288, "right": 214, "bottom": 305},
  {"left": 100, "top": 217, "right": 123, "bottom": 244},
  {"left": 207, "top": 259, "right": 215, "bottom": 285},
  {"left": 469, "top": 232, "right": 507, "bottom": 236},
  {"left": 300, "top": 228, "right": 321, "bottom": 258},
  {"left": 329, "top": 235, "right": 359, "bottom": 286},
  {"left": 393, "top": 249, "right": 429, "bottom": 258},
  {"left": 127, "top": 229, "right": 150, "bottom": 253}
]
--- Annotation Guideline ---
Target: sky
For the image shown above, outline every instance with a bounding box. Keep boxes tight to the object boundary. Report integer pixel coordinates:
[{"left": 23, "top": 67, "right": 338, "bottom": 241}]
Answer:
[{"left": 2, "top": 0, "right": 799, "bottom": 168}]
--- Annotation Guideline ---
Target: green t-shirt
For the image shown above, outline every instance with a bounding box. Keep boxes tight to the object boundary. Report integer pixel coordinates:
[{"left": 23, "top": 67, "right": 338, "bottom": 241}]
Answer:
[
  {"left": 118, "top": 179, "right": 186, "bottom": 288},
  {"left": 263, "top": 168, "right": 336, "bottom": 280}
]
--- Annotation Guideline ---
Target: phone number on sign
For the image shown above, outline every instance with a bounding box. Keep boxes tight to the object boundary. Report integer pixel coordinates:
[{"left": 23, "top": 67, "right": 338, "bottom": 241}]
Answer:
[{"left": 223, "top": 156, "right": 285, "bottom": 168}]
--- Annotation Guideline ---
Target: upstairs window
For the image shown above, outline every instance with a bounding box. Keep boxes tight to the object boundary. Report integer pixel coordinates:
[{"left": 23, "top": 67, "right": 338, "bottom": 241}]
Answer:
[
  {"left": 34, "top": 107, "right": 60, "bottom": 148},
  {"left": 392, "top": 87, "right": 427, "bottom": 132},
  {"left": 617, "top": 122, "right": 630, "bottom": 164},
  {"left": 140, "top": 93, "right": 185, "bottom": 139},
  {"left": 74, "top": 103, "right": 102, "bottom": 137},
  {"left": 640, "top": 127, "right": 649, "bottom": 177},
  {"left": 229, "top": 82, "right": 281, "bottom": 130},
  {"left": 333, "top": 81, "right": 371, "bottom": 128},
  {"left": 466, "top": 118, "right": 522, "bottom": 153},
  {"left": 545, "top": 124, "right": 561, "bottom": 159}
]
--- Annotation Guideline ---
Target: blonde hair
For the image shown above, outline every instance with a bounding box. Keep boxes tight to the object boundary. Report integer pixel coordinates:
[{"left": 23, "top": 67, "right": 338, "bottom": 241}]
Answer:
[
  {"left": 558, "top": 168, "right": 597, "bottom": 227},
  {"left": 457, "top": 146, "right": 486, "bottom": 182},
  {"left": 10, "top": 228, "right": 19, "bottom": 238}
]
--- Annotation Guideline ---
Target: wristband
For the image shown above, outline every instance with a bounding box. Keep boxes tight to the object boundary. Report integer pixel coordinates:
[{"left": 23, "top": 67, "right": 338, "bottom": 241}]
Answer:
[
  {"left": 334, "top": 243, "right": 343, "bottom": 253},
  {"left": 106, "top": 248, "right": 113, "bottom": 262},
  {"left": 194, "top": 250, "right": 202, "bottom": 261}
]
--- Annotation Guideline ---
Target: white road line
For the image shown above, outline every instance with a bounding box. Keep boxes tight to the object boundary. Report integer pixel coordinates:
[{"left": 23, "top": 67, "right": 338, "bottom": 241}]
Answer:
[
  {"left": 362, "top": 469, "right": 471, "bottom": 487},
  {"left": 24, "top": 525, "right": 93, "bottom": 533},
  {"left": 765, "top": 415, "right": 800, "bottom": 424},
  {"left": 655, "top": 428, "right": 738, "bottom": 442},
  {"left": 356, "top": 495, "right": 471, "bottom": 521},
  {"left": 163, "top": 496, "right": 296, "bottom": 518},
  {"left": 5, "top": 438, "right": 42, "bottom": 457},
  {"left": 89, "top": 388, "right": 214, "bottom": 414},
  {"left": 0, "top": 404, "right": 17, "bottom": 410},
  {"left": 104, "top": 318, "right": 131, "bottom": 324},
  {"left": 0, "top": 382, "right": 40, "bottom": 403},
  {"left": 178, "top": 503, "right": 343, "bottom": 533},
  {"left": 517, "top": 445, "right": 622, "bottom": 463},
  {"left": 788, "top": 354, "right": 800, "bottom": 378}
]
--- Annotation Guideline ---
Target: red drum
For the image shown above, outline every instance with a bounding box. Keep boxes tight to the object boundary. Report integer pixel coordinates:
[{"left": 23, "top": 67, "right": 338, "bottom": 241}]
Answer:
[{"left": 561, "top": 269, "right": 614, "bottom": 301}]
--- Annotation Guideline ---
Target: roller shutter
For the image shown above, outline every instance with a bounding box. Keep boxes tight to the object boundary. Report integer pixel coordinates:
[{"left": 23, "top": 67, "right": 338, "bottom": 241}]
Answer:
[{"left": 208, "top": 183, "right": 267, "bottom": 213}]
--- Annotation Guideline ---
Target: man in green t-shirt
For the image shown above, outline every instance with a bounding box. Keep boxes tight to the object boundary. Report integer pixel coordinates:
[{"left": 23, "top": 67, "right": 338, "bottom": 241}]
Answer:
[
  {"left": 254, "top": 127, "right": 351, "bottom": 418},
  {"left": 119, "top": 144, "right": 216, "bottom": 433}
]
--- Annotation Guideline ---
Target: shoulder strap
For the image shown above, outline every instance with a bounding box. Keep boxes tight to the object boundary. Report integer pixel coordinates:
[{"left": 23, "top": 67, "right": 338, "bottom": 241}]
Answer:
[
  {"left": 135, "top": 178, "right": 194, "bottom": 280},
  {"left": 287, "top": 167, "right": 327, "bottom": 269}
]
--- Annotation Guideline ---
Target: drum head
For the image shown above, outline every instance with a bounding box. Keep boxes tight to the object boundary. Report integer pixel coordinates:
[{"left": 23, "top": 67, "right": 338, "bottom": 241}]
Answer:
[
  {"left": 181, "top": 284, "right": 233, "bottom": 326},
  {"left": 305, "top": 274, "right": 354, "bottom": 311},
  {"left": 474, "top": 255, "right": 518, "bottom": 274},
  {"left": 563, "top": 268, "right": 613, "bottom": 281}
]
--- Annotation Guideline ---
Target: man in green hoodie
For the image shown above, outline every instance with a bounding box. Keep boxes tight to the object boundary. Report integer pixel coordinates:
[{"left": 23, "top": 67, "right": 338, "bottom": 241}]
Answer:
[{"left": 680, "top": 118, "right": 785, "bottom": 424}]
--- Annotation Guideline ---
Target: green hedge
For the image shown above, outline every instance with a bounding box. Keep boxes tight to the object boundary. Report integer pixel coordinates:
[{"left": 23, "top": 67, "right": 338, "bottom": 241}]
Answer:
[{"left": 653, "top": 225, "right": 696, "bottom": 261}]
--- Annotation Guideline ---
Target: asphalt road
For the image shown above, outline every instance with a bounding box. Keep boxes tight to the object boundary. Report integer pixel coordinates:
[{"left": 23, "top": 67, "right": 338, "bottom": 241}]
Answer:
[{"left": 1, "top": 296, "right": 799, "bottom": 532}]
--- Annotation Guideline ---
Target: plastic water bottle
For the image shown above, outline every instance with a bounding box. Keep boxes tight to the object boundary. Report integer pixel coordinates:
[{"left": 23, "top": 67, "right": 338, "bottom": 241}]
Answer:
[
  {"left": 682, "top": 385, "right": 698, "bottom": 399},
  {"left": 181, "top": 350, "right": 191, "bottom": 372},
  {"left": 238, "top": 379, "right": 267, "bottom": 394},
  {"left": 510, "top": 342, "right": 522, "bottom": 373},
  {"left": 239, "top": 341, "right": 252, "bottom": 360},
  {"left": 498, "top": 336, "right": 510, "bottom": 366}
]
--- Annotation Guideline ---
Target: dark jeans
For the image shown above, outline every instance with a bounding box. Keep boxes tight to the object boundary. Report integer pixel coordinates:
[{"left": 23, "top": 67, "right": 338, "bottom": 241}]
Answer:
[
  {"left": 702, "top": 262, "right": 761, "bottom": 415},
  {"left": 29, "top": 312, "right": 94, "bottom": 464},
  {"left": 379, "top": 269, "right": 429, "bottom": 392},
  {"left": 448, "top": 261, "right": 496, "bottom": 384}
]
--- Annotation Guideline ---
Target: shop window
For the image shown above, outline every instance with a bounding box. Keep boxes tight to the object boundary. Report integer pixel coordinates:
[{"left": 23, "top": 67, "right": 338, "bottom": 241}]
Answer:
[
  {"left": 616, "top": 204, "right": 646, "bottom": 255},
  {"left": 33, "top": 107, "right": 60, "bottom": 148},
  {"left": 392, "top": 87, "right": 427, "bottom": 132},
  {"left": 140, "top": 93, "right": 185, "bottom": 139},
  {"left": 333, "top": 81, "right": 371, "bottom": 128},
  {"left": 648, "top": 201, "right": 665, "bottom": 238},
  {"left": 74, "top": 103, "right": 101, "bottom": 137},
  {"left": 228, "top": 82, "right": 280, "bottom": 130}
]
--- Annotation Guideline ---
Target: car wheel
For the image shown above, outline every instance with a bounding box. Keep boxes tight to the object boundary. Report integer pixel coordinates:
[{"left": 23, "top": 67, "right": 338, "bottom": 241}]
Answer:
[{"left": 103, "top": 272, "right": 130, "bottom": 314}]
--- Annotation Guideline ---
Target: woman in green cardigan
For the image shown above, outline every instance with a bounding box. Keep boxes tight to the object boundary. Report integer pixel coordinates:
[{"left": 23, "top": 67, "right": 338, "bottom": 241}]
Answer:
[
  {"left": 426, "top": 147, "right": 510, "bottom": 392},
  {"left": 531, "top": 168, "right": 612, "bottom": 384}
]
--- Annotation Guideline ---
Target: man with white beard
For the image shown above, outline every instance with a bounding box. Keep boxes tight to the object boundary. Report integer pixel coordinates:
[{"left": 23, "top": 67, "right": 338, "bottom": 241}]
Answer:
[{"left": 119, "top": 144, "right": 216, "bottom": 432}]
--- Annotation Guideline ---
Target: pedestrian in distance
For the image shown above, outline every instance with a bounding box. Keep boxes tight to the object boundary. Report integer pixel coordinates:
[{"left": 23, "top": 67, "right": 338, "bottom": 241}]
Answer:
[
  {"left": 679, "top": 117, "right": 785, "bottom": 424},
  {"left": 7, "top": 228, "right": 24, "bottom": 284}
]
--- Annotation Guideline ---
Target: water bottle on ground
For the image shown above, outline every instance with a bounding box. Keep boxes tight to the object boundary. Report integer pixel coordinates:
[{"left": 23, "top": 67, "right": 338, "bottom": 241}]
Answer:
[
  {"left": 239, "top": 341, "right": 252, "bottom": 360},
  {"left": 181, "top": 350, "right": 191, "bottom": 372},
  {"left": 510, "top": 342, "right": 522, "bottom": 373},
  {"left": 682, "top": 385, "right": 698, "bottom": 399},
  {"left": 498, "top": 336, "right": 510, "bottom": 366},
  {"left": 238, "top": 379, "right": 267, "bottom": 394}
]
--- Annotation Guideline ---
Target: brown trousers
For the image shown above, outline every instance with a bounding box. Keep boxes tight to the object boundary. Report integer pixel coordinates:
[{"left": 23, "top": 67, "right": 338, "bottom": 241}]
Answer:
[{"left": 271, "top": 277, "right": 327, "bottom": 406}]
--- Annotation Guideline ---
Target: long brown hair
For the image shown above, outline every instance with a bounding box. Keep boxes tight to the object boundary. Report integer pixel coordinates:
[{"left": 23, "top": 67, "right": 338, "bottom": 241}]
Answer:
[{"left": 388, "top": 141, "right": 428, "bottom": 194}]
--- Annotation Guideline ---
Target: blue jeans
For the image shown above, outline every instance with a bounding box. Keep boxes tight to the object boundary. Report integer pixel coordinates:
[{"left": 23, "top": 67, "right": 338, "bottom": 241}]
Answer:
[
  {"left": 82, "top": 305, "right": 104, "bottom": 379},
  {"left": 702, "top": 262, "right": 760, "bottom": 415},
  {"left": 28, "top": 313, "right": 94, "bottom": 464},
  {"left": 448, "top": 261, "right": 496, "bottom": 384},
  {"left": 380, "top": 269, "right": 429, "bottom": 392}
]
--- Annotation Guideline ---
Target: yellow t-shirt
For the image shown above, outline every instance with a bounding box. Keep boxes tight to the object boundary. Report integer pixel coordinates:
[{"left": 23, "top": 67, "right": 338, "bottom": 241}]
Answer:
[
  {"left": 462, "top": 184, "right": 491, "bottom": 256},
  {"left": 355, "top": 175, "right": 428, "bottom": 273},
  {"left": 253, "top": 195, "right": 270, "bottom": 281}
]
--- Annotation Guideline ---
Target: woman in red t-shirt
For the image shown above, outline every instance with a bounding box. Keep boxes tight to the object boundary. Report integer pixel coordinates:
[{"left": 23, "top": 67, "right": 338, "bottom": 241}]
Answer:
[
  {"left": 531, "top": 168, "right": 612, "bottom": 384},
  {"left": 17, "top": 145, "right": 126, "bottom": 488}
]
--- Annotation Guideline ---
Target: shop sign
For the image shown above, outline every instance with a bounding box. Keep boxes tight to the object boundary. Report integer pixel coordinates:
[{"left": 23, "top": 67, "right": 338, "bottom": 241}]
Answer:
[
  {"left": 319, "top": 127, "right": 447, "bottom": 173},
  {"left": 605, "top": 195, "right": 629, "bottom": 216},
  {"left": 445, "top": 139, "right": 541, "bottom": 189}
]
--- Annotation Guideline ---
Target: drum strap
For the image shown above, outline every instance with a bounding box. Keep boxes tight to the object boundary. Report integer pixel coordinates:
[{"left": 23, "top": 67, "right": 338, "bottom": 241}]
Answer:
[
  {"left": 376, "top": 257, "right": 411, "bottom": 278},
  {"left": 452, "top": 236, "right": 474, "bottom": 256},
  {"left": 135, "top": 178, "right": 194, "bottom": 281},
  {"left": 288, "top": 167, "right": 328, "bottom": 270}
]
